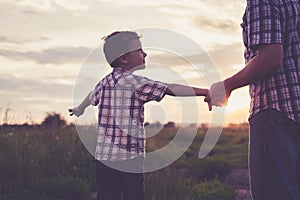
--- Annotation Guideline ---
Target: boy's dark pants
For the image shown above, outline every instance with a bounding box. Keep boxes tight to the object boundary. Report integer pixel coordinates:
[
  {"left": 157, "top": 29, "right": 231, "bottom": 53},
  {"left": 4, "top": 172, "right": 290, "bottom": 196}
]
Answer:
[
  {"left": 249, "top": 109, "right": 300, "bottom": 200},
  {"left": 96, "top": 157, "right": 144, "bottom": 200}
]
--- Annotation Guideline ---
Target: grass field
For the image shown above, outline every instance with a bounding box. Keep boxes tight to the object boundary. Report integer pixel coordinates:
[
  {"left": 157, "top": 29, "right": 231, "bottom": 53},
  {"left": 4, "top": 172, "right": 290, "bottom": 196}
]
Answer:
[{"left": 0, "top": 122, "right": 249, "bottom": 200}]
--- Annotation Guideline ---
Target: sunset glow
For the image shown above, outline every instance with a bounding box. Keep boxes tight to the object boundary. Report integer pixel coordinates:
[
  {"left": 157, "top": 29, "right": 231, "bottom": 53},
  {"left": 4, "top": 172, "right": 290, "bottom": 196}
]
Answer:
[{"left": 0, "top": 0, "right": 248, "bottom": 125}]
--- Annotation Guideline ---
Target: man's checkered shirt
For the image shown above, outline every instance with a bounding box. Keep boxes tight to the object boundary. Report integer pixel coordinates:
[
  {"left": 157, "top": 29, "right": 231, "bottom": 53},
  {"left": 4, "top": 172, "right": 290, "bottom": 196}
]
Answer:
[
  {"left": 242, "top": 0, "right": 300, "bottom": 122},
  {"left": 89, "top": 68, "right": 168, "bottom": 161}
]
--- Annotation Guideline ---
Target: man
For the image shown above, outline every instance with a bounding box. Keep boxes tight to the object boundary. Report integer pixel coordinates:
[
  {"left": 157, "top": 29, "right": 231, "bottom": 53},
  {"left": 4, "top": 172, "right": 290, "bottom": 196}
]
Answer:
[{"left": 207, "top": 1, "right": 300, "bottom": 199}]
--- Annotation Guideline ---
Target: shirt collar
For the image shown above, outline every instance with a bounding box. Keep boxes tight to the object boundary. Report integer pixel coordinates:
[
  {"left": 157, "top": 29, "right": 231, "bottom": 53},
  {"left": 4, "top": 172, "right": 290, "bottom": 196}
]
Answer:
[{"left": 112, "top": 67, "right": 132, "bottom": 74}]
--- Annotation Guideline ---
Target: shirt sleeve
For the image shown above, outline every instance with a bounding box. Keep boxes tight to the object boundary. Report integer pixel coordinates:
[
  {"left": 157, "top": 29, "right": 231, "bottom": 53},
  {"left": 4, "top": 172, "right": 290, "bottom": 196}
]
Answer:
[
  {"left": 89, "top": 83, "right": 102, "bottom": 106},
  {"left": 247, "top": 0, "right": 282, "bottom": 49},
  {"left": 134, "top": 76, "right": 168, "bottom": 103}
]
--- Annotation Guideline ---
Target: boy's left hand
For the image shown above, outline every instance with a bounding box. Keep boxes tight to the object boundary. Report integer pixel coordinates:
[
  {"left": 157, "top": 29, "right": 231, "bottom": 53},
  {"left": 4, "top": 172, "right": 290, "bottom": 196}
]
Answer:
[{"left": 68, "top": 107, "right": 84, "bottom": 117}]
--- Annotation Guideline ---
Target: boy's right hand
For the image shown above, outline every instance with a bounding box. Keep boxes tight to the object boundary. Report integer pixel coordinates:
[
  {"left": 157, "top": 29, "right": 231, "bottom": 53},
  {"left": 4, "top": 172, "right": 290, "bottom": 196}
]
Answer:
[
  {"left": 204, "top": 92, "right": 212, "bottom": 111},
  {"left": 68, "top": 107, "right": 84, "bottom": 117}
]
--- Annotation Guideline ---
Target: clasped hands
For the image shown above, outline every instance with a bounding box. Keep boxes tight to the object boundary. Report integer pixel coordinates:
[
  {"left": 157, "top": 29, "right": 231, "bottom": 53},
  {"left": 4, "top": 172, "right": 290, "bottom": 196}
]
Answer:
[{"left": 205, "top": 81, "right": 231, "bottom": 111}]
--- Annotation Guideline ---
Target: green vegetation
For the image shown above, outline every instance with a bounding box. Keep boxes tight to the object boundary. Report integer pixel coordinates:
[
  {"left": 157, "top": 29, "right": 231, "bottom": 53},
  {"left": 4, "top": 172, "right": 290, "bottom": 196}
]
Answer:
[
  {"left": 145, "top": 124, "right": 248, "bottom": 200},
  {"left": 0, "top": 125, "right": 94, "bottom": 200},
  {"left": 0, "top": 118, "right": 249, "bottom": 200}
]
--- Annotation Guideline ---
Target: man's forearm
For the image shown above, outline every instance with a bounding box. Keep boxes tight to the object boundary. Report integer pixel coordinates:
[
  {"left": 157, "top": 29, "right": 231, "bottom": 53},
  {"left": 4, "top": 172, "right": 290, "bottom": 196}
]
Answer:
[{"left": 225, "top": 44, "right": 283, "bottom": 92}]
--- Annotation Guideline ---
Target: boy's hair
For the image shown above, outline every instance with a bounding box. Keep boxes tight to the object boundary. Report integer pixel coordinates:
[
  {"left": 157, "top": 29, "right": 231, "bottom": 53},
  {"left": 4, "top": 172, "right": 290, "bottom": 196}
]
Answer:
[{"left": 102, "top": 31, "right": 141, "bottom": 68}]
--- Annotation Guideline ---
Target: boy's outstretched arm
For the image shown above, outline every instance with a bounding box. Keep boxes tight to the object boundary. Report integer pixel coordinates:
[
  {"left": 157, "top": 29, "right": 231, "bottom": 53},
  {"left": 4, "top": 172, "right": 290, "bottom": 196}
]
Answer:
[
  {"left": 68, "top": 91, "right": 92, "bottom": 117},
  {"left": 166, "top": 84, "right": 208, "bottom": 97},
  {"left": 166, "top": 84, "right": 211, "bottom": 110}
]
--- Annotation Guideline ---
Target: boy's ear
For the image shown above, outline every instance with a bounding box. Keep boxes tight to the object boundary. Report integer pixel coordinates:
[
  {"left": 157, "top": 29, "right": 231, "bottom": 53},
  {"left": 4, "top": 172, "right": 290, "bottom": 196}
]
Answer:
[{"left": 118, "top": 54, "right": 128, "bottom": 65}]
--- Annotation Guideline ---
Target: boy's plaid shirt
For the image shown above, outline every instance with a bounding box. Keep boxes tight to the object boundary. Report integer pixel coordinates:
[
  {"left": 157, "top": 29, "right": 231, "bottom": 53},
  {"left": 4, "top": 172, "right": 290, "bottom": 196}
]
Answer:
[
  {"left": 89, "top": 68, "right": 167, "bottom": 161},
  {"left": 242, "top": 0, "right": 300, "bottom": 122}
]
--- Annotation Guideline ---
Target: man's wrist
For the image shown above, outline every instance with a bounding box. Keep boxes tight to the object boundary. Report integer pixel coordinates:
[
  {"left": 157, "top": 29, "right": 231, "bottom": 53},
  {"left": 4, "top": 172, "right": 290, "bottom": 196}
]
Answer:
[{"left": 224, "top": 77, "right": 234, "bottom": 94}]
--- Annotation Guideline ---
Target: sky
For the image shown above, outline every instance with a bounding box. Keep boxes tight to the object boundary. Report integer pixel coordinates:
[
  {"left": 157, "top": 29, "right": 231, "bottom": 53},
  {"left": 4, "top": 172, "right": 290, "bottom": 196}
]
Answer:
[{"left": 0, "top": 0, "right": 249, "bottom": 125}]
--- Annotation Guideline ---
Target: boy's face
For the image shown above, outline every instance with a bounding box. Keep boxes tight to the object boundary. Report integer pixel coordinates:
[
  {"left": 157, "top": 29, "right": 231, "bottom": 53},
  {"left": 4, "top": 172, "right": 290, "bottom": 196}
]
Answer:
[{"left": 123, "top": 39, "right": 147, "bottom": 71}]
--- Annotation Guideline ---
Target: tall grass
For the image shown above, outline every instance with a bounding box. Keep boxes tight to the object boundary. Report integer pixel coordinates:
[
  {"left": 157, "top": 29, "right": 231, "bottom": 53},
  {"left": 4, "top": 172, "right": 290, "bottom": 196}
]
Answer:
[
  {"left": 0, "top": 123, "right": 249, "bottom": 200},
  {"left": 0, "top": 125, "right": 95, "bottom": 200}
]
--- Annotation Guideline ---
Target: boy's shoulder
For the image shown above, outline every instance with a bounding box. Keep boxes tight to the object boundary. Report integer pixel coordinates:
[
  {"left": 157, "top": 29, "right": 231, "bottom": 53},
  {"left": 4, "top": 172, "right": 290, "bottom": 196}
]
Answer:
[
  {"left": 112, "top": 70, "right": 150, "bottom": 85},
  {"left": 122, "top": 72, "right": 161, "bottom": 86},
  {"left": 97, "top": 69, "right": 163, "bottom": 88}
]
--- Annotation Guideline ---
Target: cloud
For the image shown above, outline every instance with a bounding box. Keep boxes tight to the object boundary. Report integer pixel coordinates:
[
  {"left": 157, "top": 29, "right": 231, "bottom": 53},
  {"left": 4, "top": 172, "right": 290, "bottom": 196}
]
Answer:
[
  {"left": 139, "top": 42, "right": 245, "bottom": 84},
  {"left": 2, "top": 0, "right": 89, "bottom": 11},
  {"left": 194, "top": 17, "right": 237, "bottom": 33},
  {"left": 0, "top": 35, "right": 50, "bottom": 44},
  {"left": 0, "top": 0, "right": 249, "bottom": 124},
  {"left": 0, "top": 36, "right": 14, "bottom": 43},
  {"left": 0, "top": 46, "right": 92, "bottom": 65},
  {"left": 145, "top": 51, "right": 216, "bottom": 75},
  {"left": 147, "top": 52, "right": 195, "bottom": 67},
  {"left": 94, "top": 0, "right": 174, "bottom": 7},
  {"left": 190, "top": 0, "right": 245, "bottom": 34},
  {"left": 94, "top": 0, "right": 244, "bottom": 27},
  {"left": 0, "top": 74, "right": 73, "bottom": 99},
  {"left": 22, "top": 9, "right": 43, "bottom": 15},
  {"left": 207, "top": 42, "right": 244, "bottom": 76},
  {"left": 0, "top": 74, "right": 75, "bottom": 123}
]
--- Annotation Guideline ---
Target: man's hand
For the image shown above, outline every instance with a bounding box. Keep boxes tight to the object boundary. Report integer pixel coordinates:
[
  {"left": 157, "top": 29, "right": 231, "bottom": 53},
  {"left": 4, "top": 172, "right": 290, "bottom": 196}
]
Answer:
[
  {"left": 205, "top": 81, "right": 231, "bottom": 109},
  {"left": 68, "top": 106, "right": 84, "bottom": 117}
]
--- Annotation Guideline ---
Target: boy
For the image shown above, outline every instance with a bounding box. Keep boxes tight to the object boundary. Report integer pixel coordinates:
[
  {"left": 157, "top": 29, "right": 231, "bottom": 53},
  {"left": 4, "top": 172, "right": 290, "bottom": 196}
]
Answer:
[{"left": 69, "top": 31, "right": 208, "bottom": 200}]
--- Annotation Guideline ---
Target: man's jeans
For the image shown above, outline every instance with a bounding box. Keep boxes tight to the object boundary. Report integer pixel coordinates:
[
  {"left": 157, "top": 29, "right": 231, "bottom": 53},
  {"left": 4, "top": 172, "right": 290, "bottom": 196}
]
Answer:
[{"left": 249, "top": 109, "right": 300, "bottom": 200}]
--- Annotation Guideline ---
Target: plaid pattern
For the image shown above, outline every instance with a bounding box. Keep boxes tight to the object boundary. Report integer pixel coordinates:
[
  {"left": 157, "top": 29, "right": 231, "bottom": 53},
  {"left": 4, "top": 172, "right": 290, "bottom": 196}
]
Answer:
[
  {"left": 90, "top": 68, "right": 167, "bottom": 161},
  {"left": 242, "top": 0, "right": 300, "bottom": 122}
]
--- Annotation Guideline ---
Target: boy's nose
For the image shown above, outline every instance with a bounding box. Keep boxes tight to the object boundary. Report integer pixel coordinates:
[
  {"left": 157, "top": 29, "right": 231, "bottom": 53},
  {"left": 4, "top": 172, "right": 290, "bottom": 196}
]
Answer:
[{"left": 143, "top": 51, "right": 147, "bottom": 57}]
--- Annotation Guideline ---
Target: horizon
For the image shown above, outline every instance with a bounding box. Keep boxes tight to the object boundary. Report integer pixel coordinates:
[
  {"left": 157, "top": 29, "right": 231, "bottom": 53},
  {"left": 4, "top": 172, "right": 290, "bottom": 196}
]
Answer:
[{"left": 0, "top": 109, "right": 249, "bottom": 127}]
